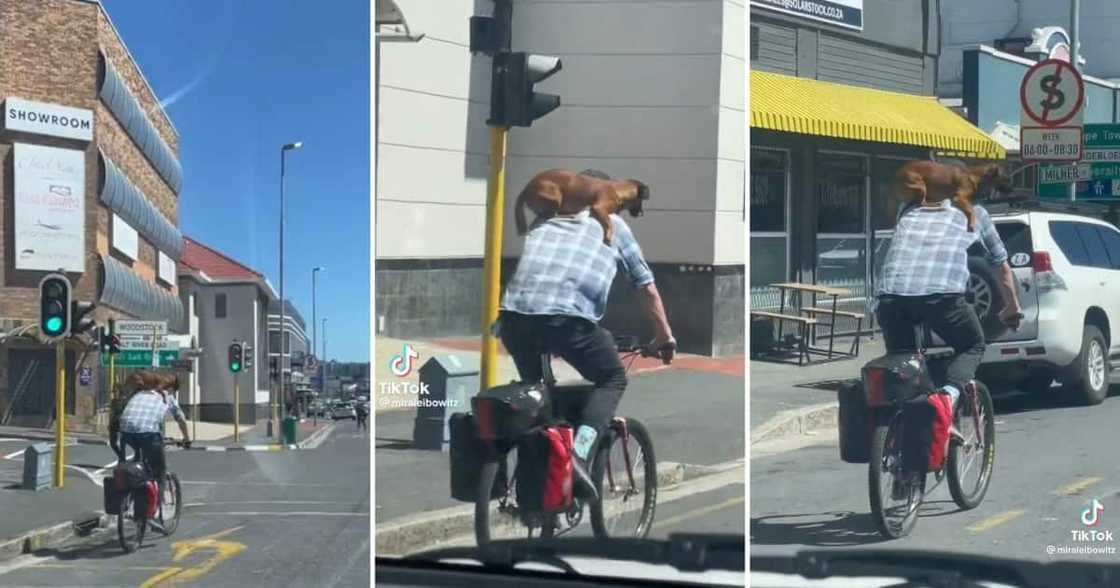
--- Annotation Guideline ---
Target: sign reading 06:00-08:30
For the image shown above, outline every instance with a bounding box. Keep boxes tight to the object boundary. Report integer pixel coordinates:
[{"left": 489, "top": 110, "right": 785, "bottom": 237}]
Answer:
[{"left": 1020, "top": 127, "right": 1083, "bottom": 162}]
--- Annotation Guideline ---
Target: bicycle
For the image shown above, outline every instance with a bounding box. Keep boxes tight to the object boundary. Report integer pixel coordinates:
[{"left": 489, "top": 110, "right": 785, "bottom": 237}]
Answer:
[
  {"left": 474, "top": 336, "right": 671, "bottom": 545},
  {"left": 114, "top": 438, "right": 186, "bottom": 552},
  {"left": 866, "top": 324, "right": 996, "bottom": 539}
]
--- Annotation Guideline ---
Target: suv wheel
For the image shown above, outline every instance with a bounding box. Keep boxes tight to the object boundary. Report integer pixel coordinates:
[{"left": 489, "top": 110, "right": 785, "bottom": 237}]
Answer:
[
  {"left": 1063, "top": 325, "right": 1110, "bottom": 406},
  {"left": 966, "top": 256, "right": 1008, "bottom": 340}
]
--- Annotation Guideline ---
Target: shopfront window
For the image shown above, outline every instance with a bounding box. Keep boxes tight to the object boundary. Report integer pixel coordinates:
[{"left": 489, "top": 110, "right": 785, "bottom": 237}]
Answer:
[
  {"left": 815, "top": 154, "right": 867, "bottom": 302},
  {"left": 750, "top": 148, "right": 788, "bottom": 310},
  {"left": 871, "top": 157, "right": 909, "bottom": 286}
]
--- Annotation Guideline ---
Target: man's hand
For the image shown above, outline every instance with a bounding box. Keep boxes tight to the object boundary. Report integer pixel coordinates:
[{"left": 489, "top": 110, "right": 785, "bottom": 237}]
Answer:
[{"left": 653, "top": 335, "right": 677, "bottom": 364}]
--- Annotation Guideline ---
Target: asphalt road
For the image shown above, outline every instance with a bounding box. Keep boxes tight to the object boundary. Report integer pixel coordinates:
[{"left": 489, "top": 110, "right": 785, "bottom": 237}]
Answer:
[
  {"left": 376, "top": 368, "right": 746, "bottom": 522},
  {"left": 751, "top": 388, "right": 1120, "bottom": 565},
  {"left": 0, "top": 426, "right": 370, "bottom": 588}
]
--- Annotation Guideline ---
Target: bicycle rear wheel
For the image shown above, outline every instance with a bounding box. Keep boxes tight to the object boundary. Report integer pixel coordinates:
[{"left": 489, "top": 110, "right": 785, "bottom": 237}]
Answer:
[
  {"left": 474, "top": 445, "right": 554, "bottom": 546},
  {"left": 590, "top": 418, "right": 657, "bottom": 539},
  {"left": 868, "top": 412, "right": 922, "bottom": 539},
  {"left": 117, "top": 492, "right": 146, "bottom": 553},
  {"left": 948, "top": 381, "right": 995, "bottom": 509},
  {"left": 157, "top": 473, "right": 182, "bottom": 535}
]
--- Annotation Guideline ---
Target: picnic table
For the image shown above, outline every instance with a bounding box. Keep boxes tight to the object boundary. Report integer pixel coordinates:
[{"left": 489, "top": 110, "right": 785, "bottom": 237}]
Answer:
[{"left": 750, "top": 282, "right": 865, "bottom": 365}]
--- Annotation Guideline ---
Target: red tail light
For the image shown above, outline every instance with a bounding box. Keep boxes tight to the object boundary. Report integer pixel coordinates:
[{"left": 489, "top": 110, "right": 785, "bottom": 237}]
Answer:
[
  {"left": 865, "top": 368, "right": 885, "bottom": 406},
  {"left": 1032, "top": 251, "right": 1053, "bottom": 273}
]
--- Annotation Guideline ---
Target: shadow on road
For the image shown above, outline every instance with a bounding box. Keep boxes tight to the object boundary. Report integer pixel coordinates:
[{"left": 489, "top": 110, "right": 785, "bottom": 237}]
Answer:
[
  {"left": 750, "top": 511, "right": 887, "bottom": 547},
  {"left": 375, "top": 438, "right": 412, "bottom": 450},
  {"left": 31, "top": 535, "right": 131, "bottom": 561}
]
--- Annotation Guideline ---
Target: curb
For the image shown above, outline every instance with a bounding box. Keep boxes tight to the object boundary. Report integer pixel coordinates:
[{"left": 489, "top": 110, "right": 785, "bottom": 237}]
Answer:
[
  {"left": 750, "top": 402, "right": 840, "bottom": 446},
  {"left": 375, "top": 461, "right": 690, "bottom": 556},
  {"left": 0, "top": 512, "right": 106, "bottom": 564},
  {"left": 185, "top": 444, "right": 293, "bottom": 452}
]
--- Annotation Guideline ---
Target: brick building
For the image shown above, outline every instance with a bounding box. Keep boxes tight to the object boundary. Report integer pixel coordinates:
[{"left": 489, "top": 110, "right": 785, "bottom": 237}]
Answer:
[{"left": 0, "top": 0, "right": 184, "bottom": 433}]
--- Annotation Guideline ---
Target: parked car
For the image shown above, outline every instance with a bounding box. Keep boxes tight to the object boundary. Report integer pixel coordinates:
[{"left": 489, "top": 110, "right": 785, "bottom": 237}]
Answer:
[
  {"left": 956, "top": 204, "right": 1120, "bottom": 405},
  {"left": 331, "top": 402, "right": 356, "bottom": 420}
]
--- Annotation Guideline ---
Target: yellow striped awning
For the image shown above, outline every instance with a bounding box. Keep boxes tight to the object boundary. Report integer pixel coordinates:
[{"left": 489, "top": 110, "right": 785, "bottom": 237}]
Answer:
[{"left": 751, "top": 71, "right": 1006, "bottom": 160}]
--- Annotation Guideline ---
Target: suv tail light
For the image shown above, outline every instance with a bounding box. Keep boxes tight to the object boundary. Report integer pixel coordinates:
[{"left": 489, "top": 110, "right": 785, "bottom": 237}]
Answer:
[
  {"left": 1032, "top": 250, "right": 1066, "bottom": 290},
  {"left": 1032, "top": 251, "right": 1053, "bottom": 273}
]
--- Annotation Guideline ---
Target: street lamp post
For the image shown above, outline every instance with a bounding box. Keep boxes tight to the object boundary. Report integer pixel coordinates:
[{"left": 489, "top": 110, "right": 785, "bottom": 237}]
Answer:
[
  {"left": 276, "top": 141, "right": 303, "bottom": 437},
  {"left": 322, "top": 317, "right": 328, "bottom": 395},
  {"left": 312, "top": 266, "right": 324, "bottom": 388}
]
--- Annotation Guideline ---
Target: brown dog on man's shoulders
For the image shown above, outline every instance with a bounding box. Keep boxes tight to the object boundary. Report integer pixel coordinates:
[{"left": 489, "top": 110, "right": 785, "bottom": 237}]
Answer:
[
  {"left": 893, "top": 161, "right": 1013, "bottom": 232},
  {"left": 515, "top": 169, "right": 650, "bottom": 245}
]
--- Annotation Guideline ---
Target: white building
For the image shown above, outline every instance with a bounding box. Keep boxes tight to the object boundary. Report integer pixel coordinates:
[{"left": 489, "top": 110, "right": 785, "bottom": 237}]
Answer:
[{"left": 375, "top": 0, "right": 745, "bottom": 355}]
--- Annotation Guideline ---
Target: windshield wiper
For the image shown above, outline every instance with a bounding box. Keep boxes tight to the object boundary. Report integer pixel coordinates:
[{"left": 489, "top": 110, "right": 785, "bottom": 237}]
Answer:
[
  {"left": 752, "top": 549, "right": 1120, "bottom": 588},
  {"left": 409, "top": 533, "right": 744, "bottom": 575}
]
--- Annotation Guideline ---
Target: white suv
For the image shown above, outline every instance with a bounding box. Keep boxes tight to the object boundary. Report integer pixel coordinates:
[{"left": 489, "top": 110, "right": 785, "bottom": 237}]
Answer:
[{"left": 965, "top": 205, "right": 1120, "bottom": 405}]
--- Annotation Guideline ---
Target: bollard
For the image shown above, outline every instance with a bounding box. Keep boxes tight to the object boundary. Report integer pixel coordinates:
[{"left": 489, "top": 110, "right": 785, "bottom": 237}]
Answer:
[
  {"left": 412, "top": 354, "right": 479, "bottom": 451},
  {"left": 282, "top": 415, "right": 298, "bottom": 445},
  {"left": 22, "top": 443, "right": 53, "bottom": 491}
]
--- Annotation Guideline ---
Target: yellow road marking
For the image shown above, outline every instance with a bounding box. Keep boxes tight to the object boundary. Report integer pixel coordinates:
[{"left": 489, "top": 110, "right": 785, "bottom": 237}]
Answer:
[
  {"left": 139, "top": 526, "right": 246, "bottom": 588},
  {"left": 656, "top": 496, "right": 745, "bottom": 530},
  {"left": 139, "top": 567, "right": 183, "bottom": 587},
  {"left": 967, "top": 510, "right": 1025, "bottom": 533},
  {"left": 1058, "top": 477, "right": 1103, "bottom": 496}
]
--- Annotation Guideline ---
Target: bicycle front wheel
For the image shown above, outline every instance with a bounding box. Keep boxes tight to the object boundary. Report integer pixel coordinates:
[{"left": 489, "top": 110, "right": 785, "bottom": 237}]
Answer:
[
  {"left": 158, "top": 473, "right": 182, "bottom": 535},
  {"left": 590, "top": 418, "right": 657, "bottom": 539},
  {"left": 117, "top": 493, "right": 145, "bottom": 553},
  {"left": 948, "top": 381, "right": 995, "bottom": 509},
  {"left": 868, "top": 413, "right": 921, "bottom": 539}
]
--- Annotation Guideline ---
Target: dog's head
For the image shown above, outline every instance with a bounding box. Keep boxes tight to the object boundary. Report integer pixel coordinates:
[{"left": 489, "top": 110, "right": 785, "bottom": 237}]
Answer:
[
  {"left": 971, "top": 164, "right": 1013, "bottom": 199},
  {"left": 622, "top": 180, "right": 650, "bottom": 217}
]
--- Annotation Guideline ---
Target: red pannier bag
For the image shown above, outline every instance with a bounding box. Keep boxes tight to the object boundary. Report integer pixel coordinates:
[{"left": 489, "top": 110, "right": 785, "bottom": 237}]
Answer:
[
  {"left": 901, "top": 392, "right": 953, "bottom": 472},
  {"left": 516, "top": 425, "right": 574, "bottom": 514}
]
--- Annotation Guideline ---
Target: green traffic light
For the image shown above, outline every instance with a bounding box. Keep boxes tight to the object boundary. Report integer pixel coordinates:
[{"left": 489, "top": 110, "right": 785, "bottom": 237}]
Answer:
[
  {"left": 231, "top": 362, "right": 240, "bottom": 371},
  {"left": 45, "top": 316, "right": 63, "bottom": 334}
]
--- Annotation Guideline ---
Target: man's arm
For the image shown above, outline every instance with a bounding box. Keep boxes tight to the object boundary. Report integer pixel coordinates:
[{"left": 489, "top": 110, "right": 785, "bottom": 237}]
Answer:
[
  {"left": 976, "top": 206, "right": 1022, "bottom": 324},
  {"left": 638, "top": 283, "right": 674, "bottom": 346},
  {"left": 614, "top": 219, "right": 676, "bottom": 352}
]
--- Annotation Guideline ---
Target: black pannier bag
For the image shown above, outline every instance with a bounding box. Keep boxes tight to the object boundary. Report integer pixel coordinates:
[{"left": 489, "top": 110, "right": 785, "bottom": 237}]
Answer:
[
  {"left": 471, "top": 382, "right": 549, "bottom": 441},
  {"left": 861, "top": 353, "right": 936, "bottom": 406},
  {"left": 837, "top": 380, "right": 872, "bottom": 463},
  {"left": 449, "top": 412, "right": 506, "bottom": 502}
]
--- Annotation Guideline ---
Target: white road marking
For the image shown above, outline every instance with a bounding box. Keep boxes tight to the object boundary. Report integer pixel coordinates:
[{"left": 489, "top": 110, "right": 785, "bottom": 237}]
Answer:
[
  {"left": 321, "top": 536, "right": 370, "bottom": 588},
  {"left": 190, "top": 511, "right": 370, "bottom": 516},
  {"left": 0, "top": 553, "right": 56, "bottom": 577},
  {"left": 183, "top": 501, "right": 354, "bottom": 508}
]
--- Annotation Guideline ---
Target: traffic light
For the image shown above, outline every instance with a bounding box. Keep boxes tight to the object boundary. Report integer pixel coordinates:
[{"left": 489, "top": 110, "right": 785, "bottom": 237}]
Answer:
[
  {"left": 39, "top": 274, "right": 71, "bottom": 340},
  {"left": 109, "top": 334, "right": 121, "bottom": 354},
  {"left": 228, "top": 343, "right": 243, "bottom": 373},
  {"left": 489, "top": 51, "right": 562, "bottom": 128},
  {"left": 244, "top": 345, "right": 254, "bottom": 369},
  {"left": 71, "top": 301, "right": 96, "bottom": 336}
]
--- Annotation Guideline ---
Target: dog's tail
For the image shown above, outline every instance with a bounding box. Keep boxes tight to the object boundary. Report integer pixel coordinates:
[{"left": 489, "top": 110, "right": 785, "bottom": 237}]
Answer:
[{"left": 514, "top": 186, "right": 531, "bottom": 236}]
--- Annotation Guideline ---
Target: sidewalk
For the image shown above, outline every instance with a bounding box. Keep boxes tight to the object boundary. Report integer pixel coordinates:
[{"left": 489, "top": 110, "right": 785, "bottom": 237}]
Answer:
[
  {"left": 375, "top": 336, "right": 744, "bottom": 414},
  {"left": 749, "top": 334, "right": 884, "bottom": 442},
  {"left": 0, "top": 446, "right": 104, "bottom": 563}
]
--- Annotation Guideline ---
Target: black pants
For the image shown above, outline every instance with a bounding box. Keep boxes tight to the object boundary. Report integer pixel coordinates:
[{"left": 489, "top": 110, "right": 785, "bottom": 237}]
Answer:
[
  {"left": 120, "top": 432, "right": 165, "bottom": 481},
  {"left": 875, "top": 294, "right": 985, "bottom": 392},
  {"left": 498, "top": 311, "right": 626, "bottom": 434}
]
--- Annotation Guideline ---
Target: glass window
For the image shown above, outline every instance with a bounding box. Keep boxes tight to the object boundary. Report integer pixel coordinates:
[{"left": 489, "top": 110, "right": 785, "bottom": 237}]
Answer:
[
  {"left": 215, "top": 293, "right": 227, "bottom": 318},
  {"left": 872, "top": 158, "right": 908, "bottom": 231},
  {"left": 1076, "top": 223, "right": 1111, "bottom": 269},
  {"left": 817, "top": 154, "right": 865, "bottom": 234},
  {"left": 1050, "top": 221, "right": 1091, "bottom": 266},
  {"left": 995, "top": 222, "right": 1032, "bottom": 259},
  {"left": 750, "top": 149, "right": 786, "bottom": 232},
  {"left": 1097, "top": 225, "right": 1120, "bottom": 269}
]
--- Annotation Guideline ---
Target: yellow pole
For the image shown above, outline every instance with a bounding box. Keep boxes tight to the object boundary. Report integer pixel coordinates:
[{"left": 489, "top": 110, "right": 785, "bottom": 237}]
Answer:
[
  {"left": 234, "top": 373, "right": 240, "bottom": 444},
  {"left": 54, "top": 341, "right": 65, "bottom": 489},
  {"left": 480, "top": 126, "right": 509, "bottom": 392},
  {"left": 109, "top": 355, "right": 115, "bottom": 401}
]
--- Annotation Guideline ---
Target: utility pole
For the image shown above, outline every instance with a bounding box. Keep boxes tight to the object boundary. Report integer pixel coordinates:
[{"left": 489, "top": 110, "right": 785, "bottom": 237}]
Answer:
[{"left": 1070, "top": 0, "right": 1080, "bottom": 202}]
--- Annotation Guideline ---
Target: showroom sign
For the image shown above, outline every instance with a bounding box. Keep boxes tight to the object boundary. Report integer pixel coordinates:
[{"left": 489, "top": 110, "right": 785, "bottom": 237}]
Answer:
[{"left": 4, "top": 97, "right": 93, "bottom": 141}]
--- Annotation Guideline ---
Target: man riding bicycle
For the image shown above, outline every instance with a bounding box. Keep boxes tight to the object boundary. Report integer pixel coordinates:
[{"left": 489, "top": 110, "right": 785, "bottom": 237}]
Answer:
[
  {"left": 497, "top": 169, "right": 676, "bottom": 503},
  {"left": 874, "top": 178, "right": 1022, "bottom": 429},
  {"left": 118, "top": 372, "right": 191, "bottom": 493}
]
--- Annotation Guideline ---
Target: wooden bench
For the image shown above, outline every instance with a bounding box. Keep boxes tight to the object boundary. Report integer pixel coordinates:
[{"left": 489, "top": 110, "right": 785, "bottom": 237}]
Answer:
[{"left": 750, "top": 311, "right": 817, "bottom": 365}]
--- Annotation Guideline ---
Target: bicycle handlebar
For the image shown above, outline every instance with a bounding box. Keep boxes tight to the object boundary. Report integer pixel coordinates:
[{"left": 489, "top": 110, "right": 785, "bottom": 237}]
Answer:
[{"left": 615, "top": 335, "right": 676, "bottom": 365}]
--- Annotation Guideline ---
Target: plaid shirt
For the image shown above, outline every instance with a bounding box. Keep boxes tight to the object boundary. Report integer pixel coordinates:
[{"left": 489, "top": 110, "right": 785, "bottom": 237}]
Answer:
[
  {"left": 501, "top": 210, "right": 655, "bottom": 323},
  {"left": 119, "top": 390, "right": 184, "bottom": 434},
  {"left": 875, "top": 201, "right": 1007, "bottom": 302}
]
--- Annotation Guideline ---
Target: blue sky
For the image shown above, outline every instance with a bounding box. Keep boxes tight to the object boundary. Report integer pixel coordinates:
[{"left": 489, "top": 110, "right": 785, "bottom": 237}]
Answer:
[{"left": 102, "top": 1, "right": 370, "bottom": 362}]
